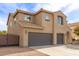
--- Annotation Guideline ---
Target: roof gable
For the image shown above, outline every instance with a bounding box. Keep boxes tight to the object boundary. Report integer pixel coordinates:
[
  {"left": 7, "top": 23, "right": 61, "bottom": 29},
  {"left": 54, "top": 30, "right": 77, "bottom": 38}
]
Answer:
[{"left": 54, "top": 10, "right": 67, "bottom": 17}]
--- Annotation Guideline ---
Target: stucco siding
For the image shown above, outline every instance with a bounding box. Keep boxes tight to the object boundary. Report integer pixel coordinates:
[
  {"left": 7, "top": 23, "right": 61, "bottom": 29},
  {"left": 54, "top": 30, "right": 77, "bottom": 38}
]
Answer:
[
  {"left": 41, "top": 12, "right": 53, "bottom": 33},
  {"left": 7, "top": 9, "right": 72, "bottom": 47},
  {"left": 34, "top": 12, "right": 42, "bottom": 26}
]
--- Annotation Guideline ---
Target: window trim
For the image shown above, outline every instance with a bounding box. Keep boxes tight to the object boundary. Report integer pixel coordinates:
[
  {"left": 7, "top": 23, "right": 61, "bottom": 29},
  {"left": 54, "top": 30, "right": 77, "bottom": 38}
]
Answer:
[
  {"left": 24, "top": 15, "right": 31, "bottom": 22},
  {"left": 44, "top": 13, "right": 50, "bottom": 21},
  {"left": 57, "top": 16, "right": 63, "bottom": 25}
]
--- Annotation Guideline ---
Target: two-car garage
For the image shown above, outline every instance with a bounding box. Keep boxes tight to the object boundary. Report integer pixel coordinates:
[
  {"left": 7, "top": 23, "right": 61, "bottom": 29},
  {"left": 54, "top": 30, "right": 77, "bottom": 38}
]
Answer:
[
  {"left": 28, "top": 32, "right": 52, "bottom": 46},
  {"left": 28, "top": 32, "right": 64, "bottom": 47}
]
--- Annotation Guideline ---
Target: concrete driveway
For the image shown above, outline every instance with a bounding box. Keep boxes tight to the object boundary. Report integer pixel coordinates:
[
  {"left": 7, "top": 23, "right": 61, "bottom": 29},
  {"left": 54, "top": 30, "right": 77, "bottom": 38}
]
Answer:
[
  {"left": 0, "top": 46, "right": 48, "bottom": 56},
  {"left": 30, "top": 45, "right": 79, "bottom": 56}
]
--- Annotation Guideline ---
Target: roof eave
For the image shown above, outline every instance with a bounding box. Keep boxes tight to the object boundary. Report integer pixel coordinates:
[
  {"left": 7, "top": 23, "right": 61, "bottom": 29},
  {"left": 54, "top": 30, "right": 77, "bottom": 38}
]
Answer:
[{"left": 7, "top": 13, "right": 11, "bottom": 25}]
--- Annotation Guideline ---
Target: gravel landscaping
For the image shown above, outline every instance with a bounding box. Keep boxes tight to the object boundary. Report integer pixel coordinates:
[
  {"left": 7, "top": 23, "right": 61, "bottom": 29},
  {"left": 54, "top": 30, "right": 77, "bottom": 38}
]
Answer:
[{"left": 66, "top": 44, "right": 79, "bottom": 49}]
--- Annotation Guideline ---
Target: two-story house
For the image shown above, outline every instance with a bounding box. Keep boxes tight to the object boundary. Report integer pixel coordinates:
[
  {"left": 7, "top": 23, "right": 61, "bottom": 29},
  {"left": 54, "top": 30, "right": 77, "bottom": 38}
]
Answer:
[{"left": 7, "top": 8, "right": 72, "bottom": 47}]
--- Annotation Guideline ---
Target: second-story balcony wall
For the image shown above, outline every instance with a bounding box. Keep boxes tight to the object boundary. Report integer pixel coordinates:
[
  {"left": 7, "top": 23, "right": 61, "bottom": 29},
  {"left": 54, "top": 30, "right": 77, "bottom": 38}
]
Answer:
[{"left": 34, "top": 12, "right": 43, "bottom": 26}]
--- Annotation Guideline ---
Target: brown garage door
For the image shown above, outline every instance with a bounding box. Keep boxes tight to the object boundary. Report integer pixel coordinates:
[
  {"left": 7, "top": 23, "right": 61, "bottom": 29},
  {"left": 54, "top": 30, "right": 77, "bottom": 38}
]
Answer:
[
  {"left": 57, "top": 33, "right": 64, "bottom": 44},
  {"left": 28, "top": 32, "right": 52, "bottom": 46}
]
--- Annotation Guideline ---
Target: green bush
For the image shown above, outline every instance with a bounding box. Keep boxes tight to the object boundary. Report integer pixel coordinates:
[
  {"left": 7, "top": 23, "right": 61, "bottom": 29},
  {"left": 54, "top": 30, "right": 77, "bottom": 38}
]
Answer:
[
  {"left": 0, "top": 30, "right": 7, "bottom": 35},
  {"left": 74, "top": 26, "right": 79, "bottom": 36}
]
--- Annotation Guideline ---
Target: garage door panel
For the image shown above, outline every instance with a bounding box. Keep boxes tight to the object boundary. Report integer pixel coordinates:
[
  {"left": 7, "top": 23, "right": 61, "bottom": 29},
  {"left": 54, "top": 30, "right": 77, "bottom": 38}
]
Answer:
[
  {"left": 57, "top": 33, "right": 64, "bottom": 44},
  {"left": 28, "top": 32, "right": 52, "bottom": 46}
]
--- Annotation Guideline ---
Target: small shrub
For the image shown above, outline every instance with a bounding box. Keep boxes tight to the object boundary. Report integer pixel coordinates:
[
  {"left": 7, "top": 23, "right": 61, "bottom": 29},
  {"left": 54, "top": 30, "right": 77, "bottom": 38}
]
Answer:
[
  {"left": 0, "top": 30, "right": 7, "bottom": 35},
  {"left": 74, "top": 26, "right": 79, "bottom": 36}
]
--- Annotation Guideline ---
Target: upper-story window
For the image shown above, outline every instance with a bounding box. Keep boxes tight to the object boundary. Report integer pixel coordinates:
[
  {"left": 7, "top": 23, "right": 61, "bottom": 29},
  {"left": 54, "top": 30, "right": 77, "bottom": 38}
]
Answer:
[
  {"left": 24, "top": 15, "right": 31, "bottom": 22},
  {"left": 57, "top": 16, "right": 63, "bottom": 25},
  {"left": 44, "top": 13, "right": 50, "bottom": 21}
]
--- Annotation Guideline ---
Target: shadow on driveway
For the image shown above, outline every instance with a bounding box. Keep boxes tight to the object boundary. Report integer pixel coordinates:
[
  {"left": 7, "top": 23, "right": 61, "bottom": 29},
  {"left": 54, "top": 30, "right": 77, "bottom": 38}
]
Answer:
[
  {"left": 0, "top": 46, "right": 48, "bottom": 56},
  {"left": 29, "top": 45, "right": 64, "bottom": 49}
]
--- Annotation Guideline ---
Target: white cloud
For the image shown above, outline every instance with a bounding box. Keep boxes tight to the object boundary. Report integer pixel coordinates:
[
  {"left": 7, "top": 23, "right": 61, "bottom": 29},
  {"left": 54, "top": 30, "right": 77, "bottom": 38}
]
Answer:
[
  {"left": 0, "top": 18, "right": 7, "bottom": 31},
  {"left": 0, "top": 3, "right": 29, "bottom": 14},
  {"left": 0, "top": 3, "right": 30, "bottom": 31},
  {"left": 0, "top": 20, "right": 4, "bottom": 25},
  {"left": 34, "top": 0, "right": 79, "bottom": 14},
  {"left": 0, "top": 2, "right": 79, "bottom": 31},
  {"left": 68, "top": 19, "right": 79, "bottom": 23},
  {"left": 33, "top": 0, "right": 79, "bottom": 23}
]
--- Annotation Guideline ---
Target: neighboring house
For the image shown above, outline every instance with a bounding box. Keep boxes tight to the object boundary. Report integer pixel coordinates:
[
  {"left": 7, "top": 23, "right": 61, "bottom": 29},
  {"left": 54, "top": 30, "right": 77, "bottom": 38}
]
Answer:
[
  {"left": 69, "top": 22, "right": 79, "bottom": 40},
  {"left": 7, "top": 8, "right": 72, "bottom": 47}
]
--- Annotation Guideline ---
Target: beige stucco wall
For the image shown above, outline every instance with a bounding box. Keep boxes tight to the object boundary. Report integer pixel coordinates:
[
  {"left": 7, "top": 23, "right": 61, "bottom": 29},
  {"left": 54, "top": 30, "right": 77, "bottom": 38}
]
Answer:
[
  {"left": 27, "top": 12, "right": 53, "bottom": 33},
  {"left": 16, "top": 13, "right": 34, "bottom": 22},
  {"left": 21, "top": 12, "right": 54, "bottom": 47},
  {"left": 53, "top": 12, "right": 72, "bottom": 44},
  {"left": 7, "top": 13, "right": 27, "bottom": 47},
  {"left": 18, "top": 28, "right": 28, "bottom": 47},
  {"left": 41, "top": 12, "right": 53, "bottom": 33},
  {"left": 8, "top": 14, "right": 22, "bottom": 36},
  {"left": 7, "top": 14, "right": 14, "bottom": 34},
  {"left": 34, "top": 12, "right": 42, "bottom": 26},
  {"left": 22, "top": 11, "right": 71, "bottom": 47},
  {"left": 7, "top": 10, "right": 72, "bottom": 47}
]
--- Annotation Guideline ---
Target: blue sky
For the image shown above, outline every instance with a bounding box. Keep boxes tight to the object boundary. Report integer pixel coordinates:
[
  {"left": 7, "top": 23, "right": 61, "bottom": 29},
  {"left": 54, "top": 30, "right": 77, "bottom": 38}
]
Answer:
[{"left": 0, "top": 2, "right": 79, "bottom": 31}]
